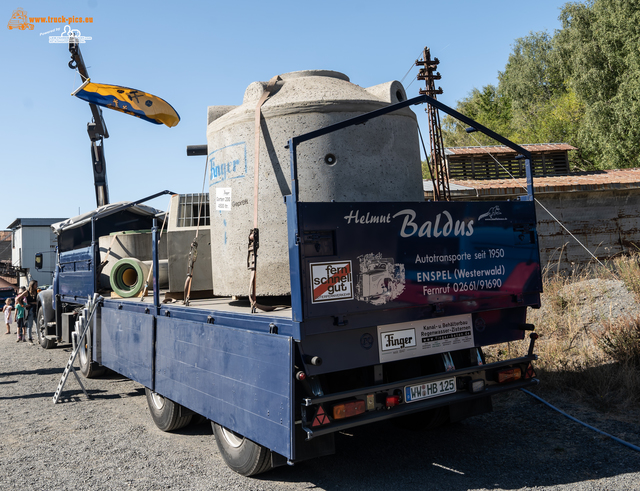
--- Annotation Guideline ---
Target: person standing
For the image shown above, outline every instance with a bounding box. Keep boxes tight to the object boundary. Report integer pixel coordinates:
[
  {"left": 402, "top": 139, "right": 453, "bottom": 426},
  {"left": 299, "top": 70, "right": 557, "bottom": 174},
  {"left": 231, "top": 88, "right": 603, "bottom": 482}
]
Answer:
[
  {"left": 14, "top": 297, "right": 26, "bottom": 342},
  {"left": 24, "top": 280, "right": 38, "bottom": 344},
  {"left": 3, "top": 298, "right": 13, "bottom": 335}
]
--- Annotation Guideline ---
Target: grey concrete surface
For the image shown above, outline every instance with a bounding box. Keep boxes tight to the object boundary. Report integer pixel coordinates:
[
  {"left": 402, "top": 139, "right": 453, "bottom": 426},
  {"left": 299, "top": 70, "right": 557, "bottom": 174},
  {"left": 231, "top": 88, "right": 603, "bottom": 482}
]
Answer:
[{"left": 206, "top": 70, "right": 424, "bottom": 296}]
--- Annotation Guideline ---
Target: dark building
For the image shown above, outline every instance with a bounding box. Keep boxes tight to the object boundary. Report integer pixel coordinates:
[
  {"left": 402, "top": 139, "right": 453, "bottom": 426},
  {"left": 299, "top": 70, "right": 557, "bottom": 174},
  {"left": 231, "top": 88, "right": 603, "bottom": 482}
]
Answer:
[{"left": 445, "top": 143, "right": 576, "bottom": 180}]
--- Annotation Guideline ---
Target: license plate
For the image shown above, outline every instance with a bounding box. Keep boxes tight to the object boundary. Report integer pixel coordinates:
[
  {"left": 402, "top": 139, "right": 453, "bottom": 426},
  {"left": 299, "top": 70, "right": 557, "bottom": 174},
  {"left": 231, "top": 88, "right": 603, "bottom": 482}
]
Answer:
[{"left": 405, "top": 377, "right": 456, "bottom": 403}]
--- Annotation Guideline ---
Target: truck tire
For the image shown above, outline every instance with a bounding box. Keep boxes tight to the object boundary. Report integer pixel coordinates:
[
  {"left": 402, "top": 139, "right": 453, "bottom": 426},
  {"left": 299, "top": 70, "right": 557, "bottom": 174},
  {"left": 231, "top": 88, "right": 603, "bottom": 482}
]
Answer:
[
  {"left": 36, "top": 307, "right": 56, "bottom": 350},
  {"left": 212, "top": 422, "right": 273, "bottom": 476},
  {"left": 145, "top": 389, "right": 192, "bottom": 432},
  {"left": 76, "top": 318, "right": 105, "bottom": 378}
]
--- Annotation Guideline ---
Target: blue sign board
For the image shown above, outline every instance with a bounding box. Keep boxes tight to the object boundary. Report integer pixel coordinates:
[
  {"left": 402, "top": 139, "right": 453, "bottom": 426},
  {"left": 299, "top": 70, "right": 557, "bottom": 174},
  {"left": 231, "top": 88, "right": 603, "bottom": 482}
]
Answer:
[{"left": 297, "top": 200, "right": 542, "bottom": 321}]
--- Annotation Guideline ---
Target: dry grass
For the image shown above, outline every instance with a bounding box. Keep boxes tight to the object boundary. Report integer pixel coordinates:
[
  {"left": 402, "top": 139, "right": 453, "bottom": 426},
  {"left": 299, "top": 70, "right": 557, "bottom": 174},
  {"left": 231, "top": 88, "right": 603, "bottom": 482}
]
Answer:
[
  {"left": 611, "top": 253, "right": 640, "bottom": 300},
  {"left": 599, "top": 316, "right": 640, "bottom": 368},
  {"left": 484, "top": 253, "right": 640, "bottom": 415}
]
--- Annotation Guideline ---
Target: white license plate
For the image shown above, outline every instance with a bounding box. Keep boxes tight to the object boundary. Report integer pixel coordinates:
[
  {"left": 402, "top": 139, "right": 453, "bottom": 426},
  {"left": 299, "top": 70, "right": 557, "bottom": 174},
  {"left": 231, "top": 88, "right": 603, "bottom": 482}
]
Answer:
[{"left": 404, "top": 377, "right": 456, "bottom": 403}]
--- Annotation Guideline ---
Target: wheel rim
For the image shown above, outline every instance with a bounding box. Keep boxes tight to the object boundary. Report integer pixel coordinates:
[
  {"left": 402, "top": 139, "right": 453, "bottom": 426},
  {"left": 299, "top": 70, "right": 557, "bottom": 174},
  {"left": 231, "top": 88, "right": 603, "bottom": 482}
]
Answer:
[
  {"left": 37, "top": 313, "right": 46, "bottom": 342},
  {"left": 78, "top": 327, "right": 88, "bottom": 365},
  {"left": 220, "top": 427, "right": 244, "bottom": 448},
  {"left": 150, "top": 392, "right": 166, "bottom": 410},
  {"left": 78, "top": 340, "right": 88, "bottom": 365}
]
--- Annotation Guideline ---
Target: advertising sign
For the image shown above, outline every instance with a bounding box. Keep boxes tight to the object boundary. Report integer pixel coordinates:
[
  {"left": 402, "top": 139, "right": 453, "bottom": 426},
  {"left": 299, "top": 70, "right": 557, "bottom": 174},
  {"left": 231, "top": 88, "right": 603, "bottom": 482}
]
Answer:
[
  {"left": 298, "top": 200, "right": 542, "bottom": 320},
  {"left": 377, "top": 314, "right": 474, "bottom": 363}
]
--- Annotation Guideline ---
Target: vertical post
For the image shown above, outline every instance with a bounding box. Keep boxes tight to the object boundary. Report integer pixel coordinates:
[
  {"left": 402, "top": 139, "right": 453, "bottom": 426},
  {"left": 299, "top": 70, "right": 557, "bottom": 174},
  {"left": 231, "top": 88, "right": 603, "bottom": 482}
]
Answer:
[
  {"left": 524, "top": 155, "right": 535, "bottom": 201},
  {"left": 417, "top": 47, "right": 451, "bottom": 201},
  {"left": 287, "top": 138, "right": 303, "bottom": 325},
  {"left": 91, "top": 217, "right": 97, "bottom": 294},
  {"left": 151, "top": 218, "right": 159, "bottom": 391},
  {"left": 152, "top": 218, "right": 159, "bottom": 312}
]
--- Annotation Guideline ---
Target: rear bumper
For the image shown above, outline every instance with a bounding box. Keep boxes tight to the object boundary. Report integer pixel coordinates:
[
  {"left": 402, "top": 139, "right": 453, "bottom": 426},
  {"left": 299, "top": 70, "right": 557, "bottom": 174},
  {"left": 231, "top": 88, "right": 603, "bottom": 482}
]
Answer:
[{"left": 302, "top": 355, "right": 537, "bottom": 439}]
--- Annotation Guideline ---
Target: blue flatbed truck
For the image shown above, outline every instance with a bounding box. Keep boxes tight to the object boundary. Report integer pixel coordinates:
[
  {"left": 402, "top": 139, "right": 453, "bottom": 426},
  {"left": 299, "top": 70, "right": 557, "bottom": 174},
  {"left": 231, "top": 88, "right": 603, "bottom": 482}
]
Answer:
[{"left": 38, "top": 94, "right": 543, "bottom": 476}]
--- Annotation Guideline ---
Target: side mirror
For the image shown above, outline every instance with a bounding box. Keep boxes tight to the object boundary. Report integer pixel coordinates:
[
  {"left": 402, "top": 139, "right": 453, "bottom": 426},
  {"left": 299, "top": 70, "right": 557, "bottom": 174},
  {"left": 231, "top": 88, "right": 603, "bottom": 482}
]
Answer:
[{"left": 34, "top": 253, "right": 43, "bottom": 270}]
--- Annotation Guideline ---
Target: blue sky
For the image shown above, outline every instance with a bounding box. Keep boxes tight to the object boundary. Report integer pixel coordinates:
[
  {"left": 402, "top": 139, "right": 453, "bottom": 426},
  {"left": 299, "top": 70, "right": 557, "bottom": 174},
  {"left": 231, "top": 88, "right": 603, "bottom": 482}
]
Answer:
[{"left": 0, "top": 0, "right": 569, "bottom": 229}]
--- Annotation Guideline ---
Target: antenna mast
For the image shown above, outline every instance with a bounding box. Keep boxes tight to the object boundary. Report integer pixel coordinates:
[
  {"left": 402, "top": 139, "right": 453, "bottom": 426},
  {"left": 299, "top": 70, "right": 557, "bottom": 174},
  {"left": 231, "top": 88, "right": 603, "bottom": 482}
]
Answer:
[{"left": 416, "top": 47, "right": 450, "bottom": 201}]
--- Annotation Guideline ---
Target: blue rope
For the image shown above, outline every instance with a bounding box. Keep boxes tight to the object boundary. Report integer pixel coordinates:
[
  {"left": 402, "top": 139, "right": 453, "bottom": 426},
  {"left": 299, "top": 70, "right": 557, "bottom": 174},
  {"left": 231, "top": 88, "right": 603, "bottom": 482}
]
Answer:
[{"left": 520, "top": 389, "right": 640, "bottom": 453}]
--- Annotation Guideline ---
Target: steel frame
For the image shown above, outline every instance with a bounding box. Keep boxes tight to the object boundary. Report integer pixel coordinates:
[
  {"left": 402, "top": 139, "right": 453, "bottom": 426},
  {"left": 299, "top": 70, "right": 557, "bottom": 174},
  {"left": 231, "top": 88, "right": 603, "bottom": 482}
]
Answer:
[{"left": 286, "top": 94, "right": 536, "bottom": 323}]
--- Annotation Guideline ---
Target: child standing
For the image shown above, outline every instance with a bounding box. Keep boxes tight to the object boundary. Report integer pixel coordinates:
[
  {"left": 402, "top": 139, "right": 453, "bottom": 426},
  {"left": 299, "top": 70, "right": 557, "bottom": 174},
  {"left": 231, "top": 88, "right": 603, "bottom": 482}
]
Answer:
[
  {"left": 15, "top": 298, "right": 26, "bottom": 342},
  {"left": 3, "top": 298, "right": 13, "bottom": 334}
]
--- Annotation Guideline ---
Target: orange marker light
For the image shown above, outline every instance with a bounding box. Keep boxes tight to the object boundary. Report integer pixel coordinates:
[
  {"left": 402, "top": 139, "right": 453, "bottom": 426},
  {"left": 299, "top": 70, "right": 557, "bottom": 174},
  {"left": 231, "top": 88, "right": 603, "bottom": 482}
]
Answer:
[
  {"left": 333, "top": 400, "right": 365, "bottom": 420},
  {"left": 497, "top": 368, "right": 522, "bottom": 384}
]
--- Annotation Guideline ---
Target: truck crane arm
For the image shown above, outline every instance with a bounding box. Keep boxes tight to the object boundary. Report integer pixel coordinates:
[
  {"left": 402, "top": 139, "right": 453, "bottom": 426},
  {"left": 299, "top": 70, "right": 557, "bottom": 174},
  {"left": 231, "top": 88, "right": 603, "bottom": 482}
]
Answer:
[{"left": 68, "top": 36, "right": 109, "bottom": 208}]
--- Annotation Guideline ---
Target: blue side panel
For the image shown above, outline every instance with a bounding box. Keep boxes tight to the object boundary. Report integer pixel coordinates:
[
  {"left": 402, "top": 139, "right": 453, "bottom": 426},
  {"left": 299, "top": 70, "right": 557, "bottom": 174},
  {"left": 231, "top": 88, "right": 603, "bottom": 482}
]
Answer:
[
  {"left": 155, "top": 317, "right": 293, "bottom": 459},
  {"left": 97, "top": 306, "right": 153, "bottom": 387},
  {"left": 57, "top": 246, "right": 95, "bottom": 300}
]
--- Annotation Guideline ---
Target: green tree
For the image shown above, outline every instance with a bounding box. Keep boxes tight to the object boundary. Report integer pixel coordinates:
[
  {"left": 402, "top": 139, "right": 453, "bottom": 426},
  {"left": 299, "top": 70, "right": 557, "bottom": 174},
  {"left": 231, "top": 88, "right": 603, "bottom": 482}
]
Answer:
[
  {"left": 443, "top": 0, "right": 640, "bottom": 170},
  {"left": 556, "top": 0, "right": 640, "bottom": 168},
  {"left": 442, "top": 84, "right": 512, "bottom": 147},
  {"left": 442, "top": 29, "right": 589, "bottom": 170},
  {"left": 421, "top": 158, "right": 432, "bottom": 179},
  {"left": 498, "top": 31, "right": 564, "bottom": 126}
]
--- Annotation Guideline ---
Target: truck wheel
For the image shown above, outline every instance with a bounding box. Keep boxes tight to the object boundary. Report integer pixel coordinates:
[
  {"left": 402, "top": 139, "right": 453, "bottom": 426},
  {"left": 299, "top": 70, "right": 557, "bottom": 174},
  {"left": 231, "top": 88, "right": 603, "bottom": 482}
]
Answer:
[
  {"left": 145, "top": 388, "right": 192, "bottom": 431},
  {"left": 36, "top": 307, "right": 56, "bottom": 349},
  {"left": 76, "top": 318, "right": 105, "bottom": 378},
  {"left": 212, "top": 422, "right": 273, "bottom": 476}
]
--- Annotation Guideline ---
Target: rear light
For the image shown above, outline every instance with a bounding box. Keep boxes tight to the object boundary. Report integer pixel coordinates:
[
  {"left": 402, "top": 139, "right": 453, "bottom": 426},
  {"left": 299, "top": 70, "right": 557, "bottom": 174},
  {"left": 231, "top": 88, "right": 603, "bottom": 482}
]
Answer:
[
  {"left": 385, "top": 395, "right": 401, "bottom": 408},
  {"left": 497, "top": 368, "right": 522, "bottom": 384},
  {"left": 333, "top": 400, "right": 365, "bottom": 420}
]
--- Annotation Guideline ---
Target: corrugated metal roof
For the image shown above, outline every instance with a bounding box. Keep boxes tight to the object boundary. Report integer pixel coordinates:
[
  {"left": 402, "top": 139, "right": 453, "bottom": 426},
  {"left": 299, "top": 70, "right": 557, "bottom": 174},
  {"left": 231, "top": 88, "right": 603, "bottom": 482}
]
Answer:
[
  {"left": 447, "top": 168, "right": 640, "bottom": 197},
  {"left": 445, "top": 143, "right": 577, "bottom": 156}
]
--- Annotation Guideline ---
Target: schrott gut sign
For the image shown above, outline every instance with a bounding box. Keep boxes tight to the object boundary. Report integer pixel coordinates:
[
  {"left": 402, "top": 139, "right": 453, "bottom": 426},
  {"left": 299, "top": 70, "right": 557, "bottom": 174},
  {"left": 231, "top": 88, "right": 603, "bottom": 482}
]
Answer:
[{"left": 310, "top": 261, "right": 353, "bottom": 304}]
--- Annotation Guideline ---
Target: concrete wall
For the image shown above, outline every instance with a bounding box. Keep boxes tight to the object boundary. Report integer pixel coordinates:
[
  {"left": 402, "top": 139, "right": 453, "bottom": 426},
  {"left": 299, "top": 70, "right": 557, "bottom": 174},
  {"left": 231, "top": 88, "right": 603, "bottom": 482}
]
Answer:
[{"left": 533, "top": 189, "right": 640, "bottom": 271}]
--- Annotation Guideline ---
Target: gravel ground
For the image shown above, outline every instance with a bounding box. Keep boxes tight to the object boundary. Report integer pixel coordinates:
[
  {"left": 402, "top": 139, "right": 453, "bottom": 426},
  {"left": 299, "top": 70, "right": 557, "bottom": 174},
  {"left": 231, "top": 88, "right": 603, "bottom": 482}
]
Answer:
[{"left": 1, "top": 315, "right": 639, "bottom": 490}]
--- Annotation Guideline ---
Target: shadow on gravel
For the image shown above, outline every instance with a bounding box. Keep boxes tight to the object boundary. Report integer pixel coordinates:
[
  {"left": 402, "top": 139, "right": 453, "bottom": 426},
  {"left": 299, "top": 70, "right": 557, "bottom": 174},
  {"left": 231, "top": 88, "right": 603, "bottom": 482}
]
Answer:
[
  {"left": 0, "top": 388, "right": 108, "bottom": 401},
  {"left": 0, "top": 387, "right": 145, "bottom": 402},
  {"left": 255, "top": 400, "right": 640, "bottom": 490},
  {"left": 55, "top": 388, "right": 145, "bottom": 402},
  {"left": 97, "top": 371, "right": 130, "bottom": 381},
  {"left": 0, "top": 367, "right": 66, "bottom": 377},
  {"left": 173, "top": 420, "right": 214, "bottom": 437}
]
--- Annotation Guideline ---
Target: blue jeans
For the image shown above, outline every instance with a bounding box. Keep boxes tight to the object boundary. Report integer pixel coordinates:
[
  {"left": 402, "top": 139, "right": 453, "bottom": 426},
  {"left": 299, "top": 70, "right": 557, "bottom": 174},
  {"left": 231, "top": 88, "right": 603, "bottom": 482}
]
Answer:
[{"left": 25, "top": 309, "right": 35, "bottom": 341}]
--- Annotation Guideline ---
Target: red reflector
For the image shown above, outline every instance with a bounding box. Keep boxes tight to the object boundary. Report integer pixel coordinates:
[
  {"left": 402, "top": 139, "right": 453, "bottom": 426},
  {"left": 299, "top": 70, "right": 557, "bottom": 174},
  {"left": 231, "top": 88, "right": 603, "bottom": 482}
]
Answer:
[
  {"left": 385, "top": 395, "right": 400, "bottom": 407},
  {"left": 497, "top": 368, "right": 522, "bottom": 384},
  {"left": 333, "top": 400, "right": 365, "bottom": 420},
  {"left": 312, "top": 406, "right": 330, "bottom": 427},
  {"left": 524, "top": 364, "right": 536, "bottom": 379}
]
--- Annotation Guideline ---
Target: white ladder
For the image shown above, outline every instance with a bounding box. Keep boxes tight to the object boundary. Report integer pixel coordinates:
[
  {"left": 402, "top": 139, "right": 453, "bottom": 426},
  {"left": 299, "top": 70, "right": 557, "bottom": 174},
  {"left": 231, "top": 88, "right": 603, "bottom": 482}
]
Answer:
[{"left": 52, "top": 294, "right": 99, "bottom": 404}]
